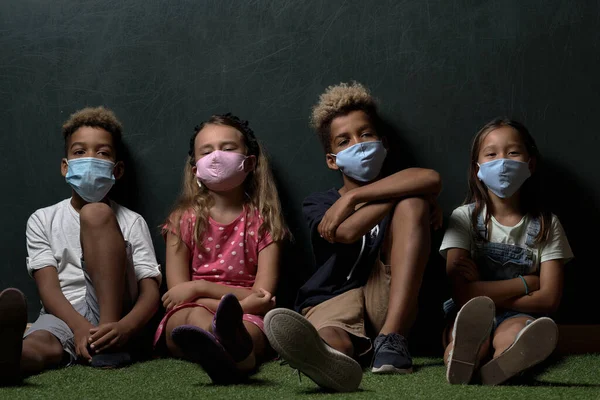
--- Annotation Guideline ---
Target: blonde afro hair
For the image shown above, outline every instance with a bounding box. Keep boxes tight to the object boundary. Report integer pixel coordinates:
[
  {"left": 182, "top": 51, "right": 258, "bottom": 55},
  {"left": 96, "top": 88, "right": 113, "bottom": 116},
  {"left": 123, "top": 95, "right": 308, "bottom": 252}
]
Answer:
[{"left": 310, "top": 82, "right": 380, "bottom": 152}]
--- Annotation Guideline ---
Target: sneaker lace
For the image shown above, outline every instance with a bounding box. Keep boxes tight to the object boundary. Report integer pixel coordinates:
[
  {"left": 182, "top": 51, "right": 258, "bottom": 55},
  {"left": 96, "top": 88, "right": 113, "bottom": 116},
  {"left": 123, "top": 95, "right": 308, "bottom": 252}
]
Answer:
[
  {"left": 379, "top": 333, "right": 411, "bottom": 359},
  {"left": 279, "top": 359, "right": 303, "bottom": 383}
]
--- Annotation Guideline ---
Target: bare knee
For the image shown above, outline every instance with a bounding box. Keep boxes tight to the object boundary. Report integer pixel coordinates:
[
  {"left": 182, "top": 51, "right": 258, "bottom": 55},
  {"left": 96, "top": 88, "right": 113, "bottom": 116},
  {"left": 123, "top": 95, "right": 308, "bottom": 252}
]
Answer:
[
  {"left": 80, "top": 203, "right": 116, "bottom": 229},
  {"left": 318, "top": 326, "right": 354, "bottom": 356},
  {"left": 393, "top": 197, "right": 429, "bottom": 222},
  {"left": 23, "top": 330, "right": 64, "bottom": 365}
]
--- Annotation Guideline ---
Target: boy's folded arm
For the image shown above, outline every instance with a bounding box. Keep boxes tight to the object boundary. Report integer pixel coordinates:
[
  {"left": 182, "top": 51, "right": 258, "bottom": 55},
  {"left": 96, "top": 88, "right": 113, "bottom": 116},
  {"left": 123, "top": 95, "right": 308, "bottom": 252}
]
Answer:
[
  {"left": 500, "top": 259, "right": 564, "bottom": 314},
  {"left": 33, "top": 266, "right": 92, "bottom": 332},
  {"left": 350, "top": 168, "right": 442, "bottom": 205},
  {"left": 334, "top": 200, "right": 395, "bottom": 244},
  {"left": 118, "top": 277, "right": 160, "bottom": 337}
]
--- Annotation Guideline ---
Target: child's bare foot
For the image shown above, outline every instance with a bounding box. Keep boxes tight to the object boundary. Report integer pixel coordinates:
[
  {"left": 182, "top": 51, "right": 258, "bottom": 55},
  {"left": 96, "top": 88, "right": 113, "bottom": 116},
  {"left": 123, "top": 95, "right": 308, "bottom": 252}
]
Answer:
[
  {"left": 212, "top": 294, "right": 253, "bottom": 364},
  {"left": 0, "top": 288, "right": 27, "bottom": 386}
]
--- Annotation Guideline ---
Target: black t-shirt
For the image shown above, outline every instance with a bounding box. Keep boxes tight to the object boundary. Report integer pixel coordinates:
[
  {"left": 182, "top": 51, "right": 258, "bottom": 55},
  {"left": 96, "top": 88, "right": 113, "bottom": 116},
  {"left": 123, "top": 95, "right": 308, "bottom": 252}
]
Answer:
[{"left": 295, "top": 188, "right": 391, "bottom": 311}]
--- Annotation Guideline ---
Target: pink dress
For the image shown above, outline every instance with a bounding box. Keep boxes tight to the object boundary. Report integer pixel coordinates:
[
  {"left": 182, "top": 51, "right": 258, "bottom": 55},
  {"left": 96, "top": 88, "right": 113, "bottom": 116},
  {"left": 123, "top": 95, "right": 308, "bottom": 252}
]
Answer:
[{"left": 154, "top": 206, "right": 273, "bottom": 346}]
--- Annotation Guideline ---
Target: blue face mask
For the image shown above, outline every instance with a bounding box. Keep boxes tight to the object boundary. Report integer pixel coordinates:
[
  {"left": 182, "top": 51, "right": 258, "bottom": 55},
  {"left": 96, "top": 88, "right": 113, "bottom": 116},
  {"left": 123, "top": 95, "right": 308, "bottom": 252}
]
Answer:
[
  {"left": 65, "top": 158, "right": 116, "bottom": 203},
  {"left": 331, "top": 141, "right": 387, "bottom": 182},
  {"left": 477, "top": 158, "right": 531, "bottom": 198}
]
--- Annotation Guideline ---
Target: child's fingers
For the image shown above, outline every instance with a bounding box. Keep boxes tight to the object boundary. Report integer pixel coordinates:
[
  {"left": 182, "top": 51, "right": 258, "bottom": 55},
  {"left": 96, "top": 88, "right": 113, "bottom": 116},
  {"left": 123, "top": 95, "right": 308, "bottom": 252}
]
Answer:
[
  {"left": 89, "top": 325, "right": 111, "bottom": 342},
  {"left": 78, "top": 341, "right": 92, "bottom": 361},
  {"left": 90, "top": 331, "right": 117, "bottom": 352},
  {"left": 162, "top": 297, "right": 172, "bottom": 309},
  {"left": 94, "top": 335, "right": 119, "bottom": 353}
]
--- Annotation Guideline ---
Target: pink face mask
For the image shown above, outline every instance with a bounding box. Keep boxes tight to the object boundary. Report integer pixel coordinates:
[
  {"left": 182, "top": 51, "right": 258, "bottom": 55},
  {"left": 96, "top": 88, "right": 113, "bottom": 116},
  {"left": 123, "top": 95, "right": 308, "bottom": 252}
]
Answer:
[{"left": 195, "top": 150, "right": 252, "bottom": 192}]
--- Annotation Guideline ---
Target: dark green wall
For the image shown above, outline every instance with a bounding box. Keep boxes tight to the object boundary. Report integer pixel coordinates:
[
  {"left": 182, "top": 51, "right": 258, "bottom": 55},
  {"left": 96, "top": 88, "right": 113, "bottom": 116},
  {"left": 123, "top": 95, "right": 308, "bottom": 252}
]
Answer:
[{"left": 2, "top": 0, "right": 599, "bottom": 353}]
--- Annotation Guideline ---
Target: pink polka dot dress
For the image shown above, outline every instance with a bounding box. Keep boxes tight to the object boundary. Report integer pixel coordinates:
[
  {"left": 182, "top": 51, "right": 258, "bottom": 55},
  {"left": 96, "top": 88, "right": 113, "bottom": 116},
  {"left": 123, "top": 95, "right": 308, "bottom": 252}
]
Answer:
[{"left": 154, "top": 206, "right": 273, "bottom": 346}]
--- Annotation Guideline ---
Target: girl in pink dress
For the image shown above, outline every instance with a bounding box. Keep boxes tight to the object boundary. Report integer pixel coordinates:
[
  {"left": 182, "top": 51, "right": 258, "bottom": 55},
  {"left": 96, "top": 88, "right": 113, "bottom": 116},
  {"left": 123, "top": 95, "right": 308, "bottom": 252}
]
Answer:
[{"left": 155, "top": 113, "right": 286, "bottom": 383}]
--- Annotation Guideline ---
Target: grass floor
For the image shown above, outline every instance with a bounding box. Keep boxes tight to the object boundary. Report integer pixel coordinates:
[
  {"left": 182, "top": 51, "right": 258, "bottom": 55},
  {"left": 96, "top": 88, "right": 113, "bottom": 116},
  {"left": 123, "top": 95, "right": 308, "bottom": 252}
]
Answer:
[{"left": 2, "top": 355, "right": 600, "bottom": 400}]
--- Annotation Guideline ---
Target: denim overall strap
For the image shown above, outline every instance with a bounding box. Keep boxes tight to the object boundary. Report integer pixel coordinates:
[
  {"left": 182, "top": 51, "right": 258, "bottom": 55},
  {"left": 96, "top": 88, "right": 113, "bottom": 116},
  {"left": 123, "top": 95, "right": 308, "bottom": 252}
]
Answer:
[
  {"left": 525, "top": 216, "right": 541, "bottom": 247},
  {"left": 467, "top": 203, "right": 487, "bottom": 241}
]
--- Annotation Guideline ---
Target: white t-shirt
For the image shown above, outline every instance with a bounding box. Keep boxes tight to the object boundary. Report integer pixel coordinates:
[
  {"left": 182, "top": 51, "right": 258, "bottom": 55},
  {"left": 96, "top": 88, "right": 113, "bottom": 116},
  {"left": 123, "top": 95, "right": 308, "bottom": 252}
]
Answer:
[
  {"left": 440, "top": 204, "right": 573, "bottom": 271},
  {"left": 26, "top": 199, "right": 162, "bottom": 309}
]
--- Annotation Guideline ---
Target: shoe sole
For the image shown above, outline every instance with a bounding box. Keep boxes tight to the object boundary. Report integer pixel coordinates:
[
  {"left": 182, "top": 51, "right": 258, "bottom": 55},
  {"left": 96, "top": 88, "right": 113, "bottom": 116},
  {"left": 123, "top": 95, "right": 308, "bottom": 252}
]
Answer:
[
  {"left": 212, "top": 293, "right": 253, "bottom": 362},
  {"left": 372, "top": 364, "right": 413, "bottom": 374},
  {"left": 264, "top": 308, "right": 362, "bottom": 392},
  {"left": 0, "top": 289, "right": 27, "bottom": 385},
  {"left": 171, "top": 325, "right": 244, "bottom": 384},
  {"left": 447, "top": 296, "right": 495, "bottom": 385},
  {"left": 480, "top": 317, "right": 558, "bottom": 385}
]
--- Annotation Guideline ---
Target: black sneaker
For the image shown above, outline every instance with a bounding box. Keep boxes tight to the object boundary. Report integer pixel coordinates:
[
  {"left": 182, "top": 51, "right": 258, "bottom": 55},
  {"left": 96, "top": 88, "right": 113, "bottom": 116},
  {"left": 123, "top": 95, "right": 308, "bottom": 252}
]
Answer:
[
  {"left": 371, "top": 333, "right": 413, "bottom": 374},
  {"left": 0, "top": 288, "right": 27, "bottom": 386}
]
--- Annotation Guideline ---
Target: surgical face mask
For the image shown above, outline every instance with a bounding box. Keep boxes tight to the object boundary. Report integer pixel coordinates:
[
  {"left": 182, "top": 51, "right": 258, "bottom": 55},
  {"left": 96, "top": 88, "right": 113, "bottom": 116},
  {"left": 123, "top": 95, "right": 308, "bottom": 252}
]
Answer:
[
  {"left": 195, "top": 150, "right": 252, "bottom": 191},
  {"left": 331, "top": 141, "right": 387, "bottom": 182},
  {"left": 477, "top": 158, "right": 531, "bottom": 198},
  {"left": 65, "top": 158, "right": 116, "bottom": 203}
]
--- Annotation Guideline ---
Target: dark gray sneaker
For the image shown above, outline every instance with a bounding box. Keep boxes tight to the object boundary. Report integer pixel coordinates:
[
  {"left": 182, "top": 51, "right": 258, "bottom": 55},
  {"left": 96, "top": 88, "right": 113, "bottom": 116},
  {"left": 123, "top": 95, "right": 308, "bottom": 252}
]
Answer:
[{"left": 372, "top": 333, "right": 413, "bottom": 374}]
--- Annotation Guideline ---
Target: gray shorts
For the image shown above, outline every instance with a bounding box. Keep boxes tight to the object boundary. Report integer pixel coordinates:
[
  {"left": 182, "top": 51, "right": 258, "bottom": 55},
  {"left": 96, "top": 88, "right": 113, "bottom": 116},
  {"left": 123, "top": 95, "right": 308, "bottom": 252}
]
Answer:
[{"left": 24, "top": 242, "right": 137, "bottom": 365}]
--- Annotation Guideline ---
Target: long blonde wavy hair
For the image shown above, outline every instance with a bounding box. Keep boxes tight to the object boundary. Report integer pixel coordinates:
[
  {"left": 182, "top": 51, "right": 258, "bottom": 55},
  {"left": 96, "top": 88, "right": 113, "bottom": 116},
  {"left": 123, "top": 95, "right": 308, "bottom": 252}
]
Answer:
[{"left": 164, "top": 114, "right": 287, "bottom": 246}]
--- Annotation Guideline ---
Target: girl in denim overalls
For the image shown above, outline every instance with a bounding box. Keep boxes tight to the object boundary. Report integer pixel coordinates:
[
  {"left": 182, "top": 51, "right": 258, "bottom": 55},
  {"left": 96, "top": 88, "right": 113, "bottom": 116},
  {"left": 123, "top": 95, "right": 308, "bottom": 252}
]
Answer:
[{"left": 439, "top": 118, "right": 573, "bottom": 385}]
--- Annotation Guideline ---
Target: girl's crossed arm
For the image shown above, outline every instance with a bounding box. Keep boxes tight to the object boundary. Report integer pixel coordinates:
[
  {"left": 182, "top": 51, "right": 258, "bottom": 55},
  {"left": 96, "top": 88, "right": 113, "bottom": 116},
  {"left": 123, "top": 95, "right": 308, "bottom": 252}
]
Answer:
[
  {"left": 162, "top": 231, "right": 281, "bottom": 313},
  {"left": 446, "top": 248, "right": 540, "bottom": 307},
  {"left": 500, "top": 259, "right": 564, "bottom": 314}
]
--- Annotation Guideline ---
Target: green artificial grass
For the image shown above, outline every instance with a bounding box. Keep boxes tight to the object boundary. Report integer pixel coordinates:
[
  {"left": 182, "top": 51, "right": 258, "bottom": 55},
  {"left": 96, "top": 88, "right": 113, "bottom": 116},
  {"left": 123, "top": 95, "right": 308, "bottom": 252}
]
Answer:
[{"left": 2, "top": 356, "right": 599, "bottom": 400}]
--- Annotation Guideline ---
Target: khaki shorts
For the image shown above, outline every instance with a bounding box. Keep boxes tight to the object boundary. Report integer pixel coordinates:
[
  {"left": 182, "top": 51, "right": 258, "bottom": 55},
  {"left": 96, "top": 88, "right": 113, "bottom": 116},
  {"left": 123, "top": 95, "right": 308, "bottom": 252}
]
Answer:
[{"left": 302, "top": 260, "right": 391, "bottom": 355}]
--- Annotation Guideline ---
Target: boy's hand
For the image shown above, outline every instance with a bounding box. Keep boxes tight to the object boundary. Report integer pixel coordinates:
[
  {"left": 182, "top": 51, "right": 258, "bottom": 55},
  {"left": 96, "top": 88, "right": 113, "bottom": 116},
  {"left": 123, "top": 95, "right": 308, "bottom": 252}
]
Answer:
[
  {"left": 162, "top": 281, "right": 200, "bottom": 311},
  {"left": 88, "top": 322, "right": 132, "bottom": 353},
  {"left": 318, "top": 194, "right": 356, "bottom": 243},
  {"left": 451, "top": 256, "right": 479, "bottom": 282},
  {"left": 74, "top": 321, "right": 95, "bottom": 362},
  {"left": 240, "top": 288, "right": 276, "bottom": 315}
]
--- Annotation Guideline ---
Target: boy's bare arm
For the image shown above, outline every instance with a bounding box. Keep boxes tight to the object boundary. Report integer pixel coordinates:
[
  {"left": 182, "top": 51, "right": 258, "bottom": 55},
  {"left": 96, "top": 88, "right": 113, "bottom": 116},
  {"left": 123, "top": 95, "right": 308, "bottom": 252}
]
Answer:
[
  {"left": 33, "top": 266, "right": 94, "bottom": 360},
  {"left": 319, "top": 168, "right": 441, "bottom": 243},
  {"left": 320, "top": 200, "right": 395, "bottom": 243},
  {"left": 351, "top": 168, "right": 442, "bottom": 204},
  {"left": 88, "top": 277, "right": 159, "bottom": 353},
  {"left": 118, "top": 277, "right": 160, "bottom": 335}
]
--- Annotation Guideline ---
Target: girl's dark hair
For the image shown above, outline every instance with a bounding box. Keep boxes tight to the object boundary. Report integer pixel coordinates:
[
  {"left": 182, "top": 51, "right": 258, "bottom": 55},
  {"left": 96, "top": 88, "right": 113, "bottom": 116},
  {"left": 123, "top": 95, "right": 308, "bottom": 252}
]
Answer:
[{"left": 466, "top": 117, "right": 551, "bottom": 243}]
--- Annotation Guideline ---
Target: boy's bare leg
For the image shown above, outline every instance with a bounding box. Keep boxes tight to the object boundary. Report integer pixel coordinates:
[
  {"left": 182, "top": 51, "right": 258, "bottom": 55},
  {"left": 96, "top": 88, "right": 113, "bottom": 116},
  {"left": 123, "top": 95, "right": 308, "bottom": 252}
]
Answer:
[
  {"left": 20, "top": 331, "right": 64, "bottom": 376},
  {"left": 318, "top": 326, "right": 354, "bottom": 357},
  {"left": 79, "top": 203, "right": 128, "bottom": 324},
  {"left": 371, "top": 197, "right": 430, "bottom": 374},
  {"left": 381, "top": 197, "right": 430, "bottom": 336}
]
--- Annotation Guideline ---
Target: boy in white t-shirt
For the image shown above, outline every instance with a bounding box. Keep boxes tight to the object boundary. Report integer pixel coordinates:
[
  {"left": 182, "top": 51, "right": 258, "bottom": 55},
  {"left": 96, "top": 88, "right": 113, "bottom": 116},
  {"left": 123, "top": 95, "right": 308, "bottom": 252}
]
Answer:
[{"left": 0, "top": 107, "right": 161, "bottom": 384}]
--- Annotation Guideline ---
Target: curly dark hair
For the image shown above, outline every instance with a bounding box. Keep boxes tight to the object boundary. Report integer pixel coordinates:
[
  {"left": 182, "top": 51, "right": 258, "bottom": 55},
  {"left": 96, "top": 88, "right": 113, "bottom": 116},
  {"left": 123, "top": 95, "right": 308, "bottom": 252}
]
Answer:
[
  {"left": 62, "top": 106, "right": 123, "bottom": 158},
  {"left": 188, "top": 113, "right": 260, "bottom": 165}
]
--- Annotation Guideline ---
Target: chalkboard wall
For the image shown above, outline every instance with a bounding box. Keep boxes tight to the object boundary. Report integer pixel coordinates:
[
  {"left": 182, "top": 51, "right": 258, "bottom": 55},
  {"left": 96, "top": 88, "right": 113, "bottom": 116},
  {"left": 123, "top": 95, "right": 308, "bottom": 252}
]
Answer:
[{"left": 2, "top": 0, "right": 598, "bottom": 353}]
